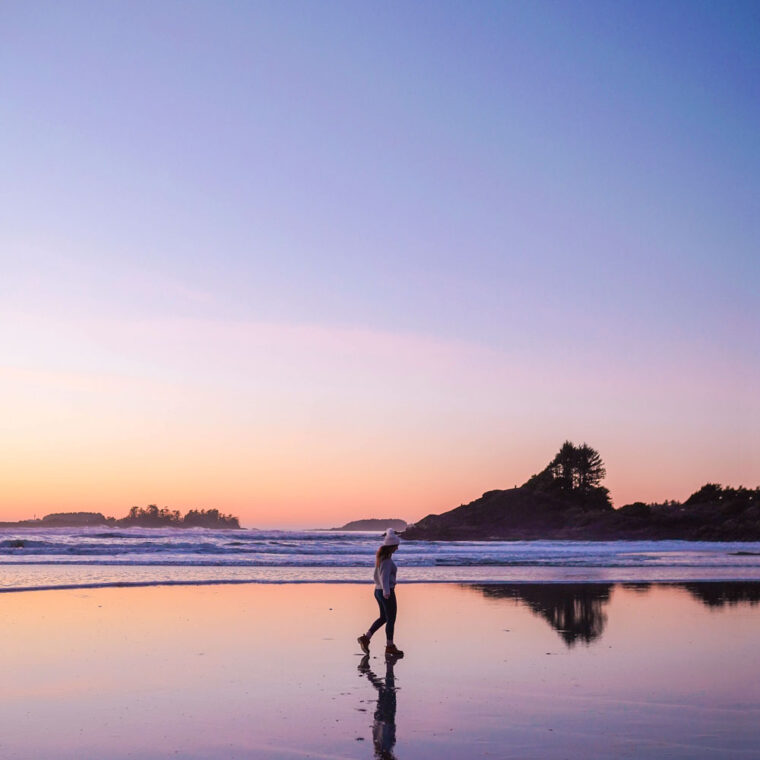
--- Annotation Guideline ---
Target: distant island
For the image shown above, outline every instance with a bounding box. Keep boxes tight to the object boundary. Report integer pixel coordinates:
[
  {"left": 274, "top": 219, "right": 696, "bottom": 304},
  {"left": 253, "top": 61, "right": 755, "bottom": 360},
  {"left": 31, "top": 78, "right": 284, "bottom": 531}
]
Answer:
[
  {"left": 332, "top": 518, "right": 408, "bottom": 531},
  {"left": 403, "top": 441, "right": 760, "bottom": 541},
  {"left": 0, "top": 505, "right": 241, "bottom": 530}
]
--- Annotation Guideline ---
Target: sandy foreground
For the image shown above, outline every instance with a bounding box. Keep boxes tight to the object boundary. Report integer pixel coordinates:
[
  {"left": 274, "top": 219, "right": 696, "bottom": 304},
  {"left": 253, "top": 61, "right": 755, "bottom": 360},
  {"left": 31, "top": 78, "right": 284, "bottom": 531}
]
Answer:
[{"left": 1, "top": 582, "right": 759, "bottom": 759}]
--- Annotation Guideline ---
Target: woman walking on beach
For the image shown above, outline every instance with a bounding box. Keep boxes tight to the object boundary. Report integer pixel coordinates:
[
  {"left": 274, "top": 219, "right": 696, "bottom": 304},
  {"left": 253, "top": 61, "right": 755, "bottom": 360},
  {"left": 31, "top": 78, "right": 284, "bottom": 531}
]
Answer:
[{"left": 358, "top": 529, "right": 404, "bottom": 657}]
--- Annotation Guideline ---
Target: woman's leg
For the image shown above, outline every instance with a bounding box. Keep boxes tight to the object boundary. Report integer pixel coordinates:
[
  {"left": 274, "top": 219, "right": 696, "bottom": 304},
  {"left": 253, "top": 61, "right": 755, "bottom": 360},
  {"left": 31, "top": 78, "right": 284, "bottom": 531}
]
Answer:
[
  {"left": 384, "top": 590, "right": 397, "bottom": 642},
  {"left": 366, "top": 589, "right": 388, "bottom": 638}
]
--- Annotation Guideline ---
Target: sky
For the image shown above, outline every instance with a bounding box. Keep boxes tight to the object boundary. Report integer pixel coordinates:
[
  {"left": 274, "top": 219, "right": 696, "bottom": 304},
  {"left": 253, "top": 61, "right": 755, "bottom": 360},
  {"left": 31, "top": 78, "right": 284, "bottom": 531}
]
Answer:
[{"left": 1, "top": 0, "right": 758, "bottom": 527}]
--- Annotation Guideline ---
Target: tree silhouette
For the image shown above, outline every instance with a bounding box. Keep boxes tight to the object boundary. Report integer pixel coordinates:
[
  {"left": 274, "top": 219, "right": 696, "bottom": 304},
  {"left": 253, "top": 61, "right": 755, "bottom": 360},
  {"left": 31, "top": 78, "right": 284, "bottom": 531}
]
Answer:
[
  {"left": 576, "top": 443, "right": 606, "bottom": 490},
  {"left": 120, "top": 505, "right": 239, "bottom": 528},
  {"left": 523, "top": 440, "right": 611, "bottom": 509},
  {"left": 126, "top": 504, "right": 181, "bottom": 525},
  {"left": 183, "top": 508, "right": 240, "bottom": 528}
]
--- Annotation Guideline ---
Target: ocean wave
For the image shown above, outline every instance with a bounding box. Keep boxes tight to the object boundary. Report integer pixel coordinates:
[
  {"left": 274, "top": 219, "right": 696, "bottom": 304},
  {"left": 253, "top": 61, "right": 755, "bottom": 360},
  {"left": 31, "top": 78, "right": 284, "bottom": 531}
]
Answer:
[{"left": 2, "top": 529, "right": 760, "bottom": 573}]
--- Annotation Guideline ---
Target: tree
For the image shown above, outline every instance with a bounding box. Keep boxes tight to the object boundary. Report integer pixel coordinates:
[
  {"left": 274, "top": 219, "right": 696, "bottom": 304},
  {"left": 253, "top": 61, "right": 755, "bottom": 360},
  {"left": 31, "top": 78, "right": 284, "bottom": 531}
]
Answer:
[
  {"left": 122, "top": 504, "right": 180, "bottom": 526},
  {"left": 183, "top": 508, "right": 240, "bottom": 528},
  {"left": 575, "top": 443, "right": 606, "bottom": 491},
  {"left": 118, "top": 505, "right": 240, "bottom": 528},
  {"left": 548, "top": 441, "right": 576, "bottom": 491},
  {"left": 523, "top": 441, "right": 611, "bottom": 510},
  {"left": 684, "top": 483, "right": 724, "bottom": 505}
]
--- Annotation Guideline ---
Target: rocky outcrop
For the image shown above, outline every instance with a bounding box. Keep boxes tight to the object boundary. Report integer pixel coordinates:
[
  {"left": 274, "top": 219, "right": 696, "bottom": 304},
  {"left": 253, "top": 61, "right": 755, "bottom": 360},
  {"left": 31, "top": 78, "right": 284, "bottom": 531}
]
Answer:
[{"left": 403, "top": 485, "right": 760, "bottom": 541}]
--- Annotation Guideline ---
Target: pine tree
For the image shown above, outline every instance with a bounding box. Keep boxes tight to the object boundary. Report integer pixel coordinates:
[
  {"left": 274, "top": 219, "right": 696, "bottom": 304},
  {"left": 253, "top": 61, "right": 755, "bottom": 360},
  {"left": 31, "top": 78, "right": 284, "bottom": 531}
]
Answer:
[{"left": 523, "top": 441, "right": 611, "bottom": 509}]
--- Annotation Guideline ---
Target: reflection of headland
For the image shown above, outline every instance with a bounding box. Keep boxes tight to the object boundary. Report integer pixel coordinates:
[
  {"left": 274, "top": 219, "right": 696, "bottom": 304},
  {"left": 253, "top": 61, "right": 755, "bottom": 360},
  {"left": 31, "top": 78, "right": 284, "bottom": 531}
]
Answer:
[
  {"left": 621, "top": 582, "right": 760, "bottom": 608},
  {"left": 677, "top": 582, "right": 760, "bottom": 608},
  {"left": 359, "top": 655, "right": 399, "bottom": 760},
  {"left": 469, "top": 582, "right": 760, "bottom": 646},
  {"left": 472, "top": 583, "right": 612, "bottom": 647}
]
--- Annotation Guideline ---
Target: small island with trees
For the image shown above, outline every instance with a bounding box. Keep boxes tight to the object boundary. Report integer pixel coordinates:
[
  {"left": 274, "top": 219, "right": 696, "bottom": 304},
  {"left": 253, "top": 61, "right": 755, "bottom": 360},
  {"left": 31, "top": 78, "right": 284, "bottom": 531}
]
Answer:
[
  {"left": 0, "top": 505, "right": 241, "bottom": 530},
  {"left": 403, "top": 441, "right": 760, "bottom": 541}
]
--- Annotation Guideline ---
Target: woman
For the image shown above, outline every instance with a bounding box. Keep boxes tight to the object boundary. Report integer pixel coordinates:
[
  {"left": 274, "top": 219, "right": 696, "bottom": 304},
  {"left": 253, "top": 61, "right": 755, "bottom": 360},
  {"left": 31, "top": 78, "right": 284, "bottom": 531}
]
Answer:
[{"left": 358, "top": 529, "right": 404, "bottom": 657}]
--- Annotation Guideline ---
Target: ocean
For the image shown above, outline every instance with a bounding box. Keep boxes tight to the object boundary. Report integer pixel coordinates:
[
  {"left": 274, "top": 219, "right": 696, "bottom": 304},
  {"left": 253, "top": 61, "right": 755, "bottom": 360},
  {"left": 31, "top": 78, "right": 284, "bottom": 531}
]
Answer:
[{"left": 2, "top": 527, "right": 760, "bottom": 591}]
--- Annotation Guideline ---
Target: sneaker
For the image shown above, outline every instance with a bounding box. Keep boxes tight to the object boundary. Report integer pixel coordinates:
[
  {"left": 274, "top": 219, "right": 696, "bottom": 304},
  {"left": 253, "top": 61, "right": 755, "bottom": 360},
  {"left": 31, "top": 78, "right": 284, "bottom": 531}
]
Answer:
[
  {"left": 357, "top": 635, "right": 370, "bottom": 654},
  {"left": 385, "top": 644, "right": 404, "bottom": 657}
]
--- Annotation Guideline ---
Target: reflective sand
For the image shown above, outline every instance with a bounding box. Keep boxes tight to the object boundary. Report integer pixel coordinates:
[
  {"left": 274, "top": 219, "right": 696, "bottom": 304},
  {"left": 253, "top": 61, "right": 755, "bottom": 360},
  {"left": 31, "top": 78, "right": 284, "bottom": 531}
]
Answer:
[{"left": 1, "top": 583, "right": 758, "bottom": 759}]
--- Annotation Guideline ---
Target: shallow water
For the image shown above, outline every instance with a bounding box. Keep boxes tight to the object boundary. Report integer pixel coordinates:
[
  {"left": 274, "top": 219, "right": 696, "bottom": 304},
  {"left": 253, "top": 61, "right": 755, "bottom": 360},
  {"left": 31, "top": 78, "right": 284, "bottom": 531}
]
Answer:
[{"left": 1, "top": 582, "right": 758, "bottom": 759}]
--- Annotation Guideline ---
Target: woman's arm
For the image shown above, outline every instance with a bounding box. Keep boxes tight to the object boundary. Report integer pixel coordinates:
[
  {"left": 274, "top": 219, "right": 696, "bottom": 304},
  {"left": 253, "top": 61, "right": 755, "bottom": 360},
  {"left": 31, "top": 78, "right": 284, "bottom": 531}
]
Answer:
[{"left": 379, "top": 559, "right": 392, "bottom": 598}]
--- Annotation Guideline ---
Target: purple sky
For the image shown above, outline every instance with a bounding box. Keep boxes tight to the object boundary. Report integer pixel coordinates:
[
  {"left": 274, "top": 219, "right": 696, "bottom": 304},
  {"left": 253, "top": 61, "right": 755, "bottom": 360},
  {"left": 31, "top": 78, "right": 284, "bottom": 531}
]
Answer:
[{"left": 1, "top": 1, "right": 758, "bottom": 525}]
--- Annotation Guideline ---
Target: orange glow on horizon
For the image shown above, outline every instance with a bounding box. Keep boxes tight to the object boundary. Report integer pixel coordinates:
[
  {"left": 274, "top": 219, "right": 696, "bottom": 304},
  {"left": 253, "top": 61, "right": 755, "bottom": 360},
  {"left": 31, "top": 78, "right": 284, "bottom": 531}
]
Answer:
[{"left": 2, "top": 317, "right": 757, "bottom": 527}]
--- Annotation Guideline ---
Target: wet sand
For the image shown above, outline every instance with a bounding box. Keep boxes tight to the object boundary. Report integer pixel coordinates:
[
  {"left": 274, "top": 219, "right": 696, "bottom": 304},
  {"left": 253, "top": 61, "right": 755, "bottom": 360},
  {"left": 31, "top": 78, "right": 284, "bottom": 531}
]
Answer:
[{"left": 1, "top": 582, "right": 759, "bottom": 759}]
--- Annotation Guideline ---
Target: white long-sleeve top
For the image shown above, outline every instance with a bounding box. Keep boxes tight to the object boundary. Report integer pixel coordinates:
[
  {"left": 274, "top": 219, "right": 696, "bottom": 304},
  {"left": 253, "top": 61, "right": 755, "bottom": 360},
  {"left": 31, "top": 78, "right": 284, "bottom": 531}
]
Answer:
[{"left": 373, "top": 558, "right": 397, "bottom": 596}]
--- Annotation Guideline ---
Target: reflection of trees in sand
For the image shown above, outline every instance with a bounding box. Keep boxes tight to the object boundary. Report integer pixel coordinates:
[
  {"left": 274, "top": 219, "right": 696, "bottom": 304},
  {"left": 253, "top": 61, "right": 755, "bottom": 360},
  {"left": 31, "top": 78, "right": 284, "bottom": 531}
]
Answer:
[
  {"left": 621, "top": 582, "right": 760, "bottom": 608},
  {"left": 472, "top": 584, "right": 612, "bottom": 647},
  {"left": 679, "top": 582, "right": 760, "bottom": 608},
  {"left": 470, "top": 582, "right": 760, "bottom": 645}
]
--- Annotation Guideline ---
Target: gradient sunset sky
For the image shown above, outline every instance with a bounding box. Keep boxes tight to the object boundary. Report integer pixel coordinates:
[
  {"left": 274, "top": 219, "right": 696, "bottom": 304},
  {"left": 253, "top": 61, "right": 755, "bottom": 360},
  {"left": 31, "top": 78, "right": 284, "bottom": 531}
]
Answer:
[{"left": 1, "top": 1, "right": 758, "bottom": 527}]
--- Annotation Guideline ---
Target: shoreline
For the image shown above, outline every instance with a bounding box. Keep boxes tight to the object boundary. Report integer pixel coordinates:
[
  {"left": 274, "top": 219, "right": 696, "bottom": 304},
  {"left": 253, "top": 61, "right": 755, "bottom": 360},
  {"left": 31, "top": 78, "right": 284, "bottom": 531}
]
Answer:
[{"left": 3, "top": 574, "right": 760, "bottom": 595}]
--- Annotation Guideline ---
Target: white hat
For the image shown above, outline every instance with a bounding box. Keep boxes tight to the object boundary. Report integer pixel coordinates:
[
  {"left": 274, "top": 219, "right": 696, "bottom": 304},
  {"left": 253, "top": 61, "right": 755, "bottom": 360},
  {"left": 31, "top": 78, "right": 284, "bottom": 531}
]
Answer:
[{"left": 381, "top": 529, "right": 400, "bottom": 546}]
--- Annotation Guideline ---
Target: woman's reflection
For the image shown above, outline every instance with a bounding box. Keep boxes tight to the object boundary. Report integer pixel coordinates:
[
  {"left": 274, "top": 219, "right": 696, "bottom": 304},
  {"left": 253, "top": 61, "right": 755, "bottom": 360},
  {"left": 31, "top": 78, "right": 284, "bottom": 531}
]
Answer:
[{"left": 358, "top": 654, "right": 399, "bottom": 759}]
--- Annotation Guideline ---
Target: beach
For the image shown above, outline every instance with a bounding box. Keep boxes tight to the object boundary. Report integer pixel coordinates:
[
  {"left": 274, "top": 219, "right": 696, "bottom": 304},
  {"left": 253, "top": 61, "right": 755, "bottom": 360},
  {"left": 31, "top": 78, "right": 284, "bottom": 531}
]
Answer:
[
  {"left": 5, "top": 2, "right": 759, "bottom": 757},
  {"left": 2, "top": 581, "right": 759, "bottom": 759}
]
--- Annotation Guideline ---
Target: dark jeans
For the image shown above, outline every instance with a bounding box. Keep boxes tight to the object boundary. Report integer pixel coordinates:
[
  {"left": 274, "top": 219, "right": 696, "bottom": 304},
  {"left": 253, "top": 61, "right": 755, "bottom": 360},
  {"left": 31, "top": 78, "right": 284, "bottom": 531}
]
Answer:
[{"left": 368, "top": 588, "right": 397, "bottom": 641}]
